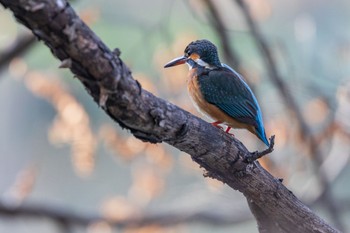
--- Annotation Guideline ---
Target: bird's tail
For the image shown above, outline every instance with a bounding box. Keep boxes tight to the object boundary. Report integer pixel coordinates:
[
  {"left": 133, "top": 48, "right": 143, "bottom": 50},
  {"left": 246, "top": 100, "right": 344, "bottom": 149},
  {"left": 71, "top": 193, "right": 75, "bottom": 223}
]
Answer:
[{"left": 255, "top": 125, "right": 270, "bottom": 147}]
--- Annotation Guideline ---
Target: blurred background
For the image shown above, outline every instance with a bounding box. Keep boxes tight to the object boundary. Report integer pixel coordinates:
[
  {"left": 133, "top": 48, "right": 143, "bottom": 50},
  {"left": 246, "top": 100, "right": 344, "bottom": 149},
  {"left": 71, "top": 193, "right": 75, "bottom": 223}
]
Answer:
[{"left": 1, "top": 0, "right": 350, "bottom": 232}]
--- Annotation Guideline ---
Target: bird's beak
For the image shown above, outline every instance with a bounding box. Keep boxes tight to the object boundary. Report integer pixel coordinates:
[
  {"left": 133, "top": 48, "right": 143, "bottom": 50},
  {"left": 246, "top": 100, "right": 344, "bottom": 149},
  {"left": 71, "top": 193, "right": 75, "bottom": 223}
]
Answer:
[{"left": 164, "top": 56, "right": 188, "bottom": 68}]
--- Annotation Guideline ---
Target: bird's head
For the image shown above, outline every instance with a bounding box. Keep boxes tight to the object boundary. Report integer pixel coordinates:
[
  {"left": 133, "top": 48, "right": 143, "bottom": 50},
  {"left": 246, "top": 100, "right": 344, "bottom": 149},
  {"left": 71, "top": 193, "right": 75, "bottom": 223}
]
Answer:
[{"left": 164, "top": 39, "right": 221, "bottom": 69}]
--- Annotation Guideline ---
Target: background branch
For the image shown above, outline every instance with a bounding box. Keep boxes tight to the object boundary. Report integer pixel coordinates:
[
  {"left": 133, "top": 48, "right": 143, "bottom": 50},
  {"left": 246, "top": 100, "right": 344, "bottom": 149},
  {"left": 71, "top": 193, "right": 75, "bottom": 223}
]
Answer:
[
  {"left": 203, "top": 0, "right": 240, "bottom": 68},
  {"left": 0, "top": 201, "right": 253, "bottom": 228},
  {"left": 0, "top": 33, "right": 36, "bottom": 74}
]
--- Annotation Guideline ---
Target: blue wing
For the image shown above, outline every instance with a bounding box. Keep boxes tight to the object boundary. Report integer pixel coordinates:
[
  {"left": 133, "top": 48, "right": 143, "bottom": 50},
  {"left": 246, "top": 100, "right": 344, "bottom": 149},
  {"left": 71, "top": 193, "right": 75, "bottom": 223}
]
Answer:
[{"left": 199, "top": 64, "right": 269, "bottom": 146}]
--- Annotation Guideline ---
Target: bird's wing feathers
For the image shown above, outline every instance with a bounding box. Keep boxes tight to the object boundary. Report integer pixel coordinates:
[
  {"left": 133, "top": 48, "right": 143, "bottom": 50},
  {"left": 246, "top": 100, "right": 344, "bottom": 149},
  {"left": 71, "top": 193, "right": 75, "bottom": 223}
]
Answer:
[{"left": 198, "top": 69, "right": 258, "bottom": 127}]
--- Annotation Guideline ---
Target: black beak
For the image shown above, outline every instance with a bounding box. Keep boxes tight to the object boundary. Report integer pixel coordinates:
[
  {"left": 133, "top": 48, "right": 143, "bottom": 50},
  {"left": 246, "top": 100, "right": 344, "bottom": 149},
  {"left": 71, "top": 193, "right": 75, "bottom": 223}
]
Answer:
[{"left": 164, "top": 56, "right": 188, "bottom": 68}]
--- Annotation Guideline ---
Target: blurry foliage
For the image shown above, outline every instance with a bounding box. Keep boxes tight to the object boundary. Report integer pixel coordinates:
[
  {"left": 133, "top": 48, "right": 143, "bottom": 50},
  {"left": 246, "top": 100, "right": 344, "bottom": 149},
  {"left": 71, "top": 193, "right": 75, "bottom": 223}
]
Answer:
[
  {"left": 87, "top": 221, "right": 112, "bottom": 233},
  {"left": 1, "top": 0, "right": 350, "bottom": 232},
  {"left": 3, "top": 164, "right": 37, "bottom": 206},
  {"left": 101, "top": 196, "right": 140, "bottom": 222},
  {"left": 25, "top": 71, "right": 97, "bottom": 177}
]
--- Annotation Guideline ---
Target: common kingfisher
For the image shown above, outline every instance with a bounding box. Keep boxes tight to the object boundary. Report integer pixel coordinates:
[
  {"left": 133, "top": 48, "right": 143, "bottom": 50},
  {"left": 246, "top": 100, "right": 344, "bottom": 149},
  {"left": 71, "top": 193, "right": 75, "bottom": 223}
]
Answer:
[{"left": 164, "top": 39, "right": 270, "bottom": 146}]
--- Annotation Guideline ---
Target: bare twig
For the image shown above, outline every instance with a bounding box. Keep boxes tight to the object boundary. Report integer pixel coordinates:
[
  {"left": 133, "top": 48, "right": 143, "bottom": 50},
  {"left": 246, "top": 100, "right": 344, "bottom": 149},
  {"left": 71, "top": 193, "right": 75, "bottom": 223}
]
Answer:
[
  {"left": 245, "top": 135, "right": 275, "bottom": 162},
  {"left": 0, "top": 1, "right": 340, "bottom": 232}
]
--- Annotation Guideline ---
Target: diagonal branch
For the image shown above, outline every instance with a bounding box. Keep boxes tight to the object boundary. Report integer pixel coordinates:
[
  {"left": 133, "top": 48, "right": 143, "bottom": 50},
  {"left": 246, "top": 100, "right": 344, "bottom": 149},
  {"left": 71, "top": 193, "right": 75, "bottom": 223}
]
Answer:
[{"left": 0, "top": 1, "right": 339, "bottom": 232}]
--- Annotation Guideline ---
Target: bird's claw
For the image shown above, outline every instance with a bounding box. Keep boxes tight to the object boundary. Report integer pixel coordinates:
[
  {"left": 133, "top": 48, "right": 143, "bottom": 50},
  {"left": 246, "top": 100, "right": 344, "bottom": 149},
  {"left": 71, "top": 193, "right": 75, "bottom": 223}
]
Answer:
[
  {"left": 244, "top": 135, "right": 275, "bottom": 163},
  {"left": 225, "top": 127, "right": 235, "bottom": 137}
]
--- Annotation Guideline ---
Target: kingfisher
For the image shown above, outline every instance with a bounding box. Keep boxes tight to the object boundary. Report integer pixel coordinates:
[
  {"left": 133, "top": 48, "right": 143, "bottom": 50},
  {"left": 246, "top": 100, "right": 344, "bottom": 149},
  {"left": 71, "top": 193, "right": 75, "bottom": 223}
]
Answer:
[{"left": 164, "top": 39, "right": 270, "bottom": 146}]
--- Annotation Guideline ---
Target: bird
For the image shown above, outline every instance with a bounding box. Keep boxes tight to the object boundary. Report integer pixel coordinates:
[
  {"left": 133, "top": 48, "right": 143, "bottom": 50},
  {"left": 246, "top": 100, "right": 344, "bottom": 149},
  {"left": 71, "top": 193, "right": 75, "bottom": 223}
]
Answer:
[{"left": 164, "top": 39, "right": 270, "bottom": 146}]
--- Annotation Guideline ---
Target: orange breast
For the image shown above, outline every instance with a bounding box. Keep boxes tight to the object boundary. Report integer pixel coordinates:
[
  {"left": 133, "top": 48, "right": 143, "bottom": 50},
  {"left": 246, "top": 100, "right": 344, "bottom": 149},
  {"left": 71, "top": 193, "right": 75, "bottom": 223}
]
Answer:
[{"left": 187, "top": 69, "right": 256, "bottom": 134}]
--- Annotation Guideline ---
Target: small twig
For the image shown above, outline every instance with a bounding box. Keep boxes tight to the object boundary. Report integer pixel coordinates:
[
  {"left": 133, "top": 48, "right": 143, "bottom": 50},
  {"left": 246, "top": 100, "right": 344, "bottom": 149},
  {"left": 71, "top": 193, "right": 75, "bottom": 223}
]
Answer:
[{"left": 245, "top": 135, "right": 275, "bottom": 163}]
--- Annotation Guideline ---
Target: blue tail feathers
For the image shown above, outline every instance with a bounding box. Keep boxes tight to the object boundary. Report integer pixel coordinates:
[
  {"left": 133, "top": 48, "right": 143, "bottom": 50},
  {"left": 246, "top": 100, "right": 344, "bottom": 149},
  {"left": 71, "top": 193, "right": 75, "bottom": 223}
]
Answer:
[
  {"left": 255, "top": 117, "right": 269, "bottom": 146},
  {"left": 256, "top": 127, "right": 269, "bottom": 147}
]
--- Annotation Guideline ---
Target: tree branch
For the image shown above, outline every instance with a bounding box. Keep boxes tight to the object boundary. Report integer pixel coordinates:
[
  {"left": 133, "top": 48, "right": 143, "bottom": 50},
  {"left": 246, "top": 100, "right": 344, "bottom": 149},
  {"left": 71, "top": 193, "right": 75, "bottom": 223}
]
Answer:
[
  {"left": 0, "top": 1, "right": 339, "bottom": 232},
  {"left": 247, "top": 198, "right": 283, "bottom": 233}
]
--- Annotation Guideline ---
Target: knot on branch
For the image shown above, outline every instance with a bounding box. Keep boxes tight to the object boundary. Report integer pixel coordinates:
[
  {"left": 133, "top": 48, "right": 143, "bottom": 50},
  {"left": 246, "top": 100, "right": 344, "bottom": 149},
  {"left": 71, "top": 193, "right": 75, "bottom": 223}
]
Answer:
[
  {"left": 149, "top": 107, "right": 166, "bottom": 128},
  {"left": 113, "top": 48, "right": 121, "bottom": 57}
]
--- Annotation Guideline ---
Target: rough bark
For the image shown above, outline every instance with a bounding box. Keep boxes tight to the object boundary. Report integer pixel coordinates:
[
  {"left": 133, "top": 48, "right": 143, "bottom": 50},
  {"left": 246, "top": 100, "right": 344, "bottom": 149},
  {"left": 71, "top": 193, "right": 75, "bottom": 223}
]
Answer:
[{"left": 0, "top": 1, "right": 339, "bottom": 232}]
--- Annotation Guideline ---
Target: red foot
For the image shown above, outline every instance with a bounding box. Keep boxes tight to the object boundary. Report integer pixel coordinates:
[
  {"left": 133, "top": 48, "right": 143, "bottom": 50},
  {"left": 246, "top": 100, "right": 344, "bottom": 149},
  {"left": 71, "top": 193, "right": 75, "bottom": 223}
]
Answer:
[
  {"left": 225, "top": 127, "right": 235, "bottom": 136},
  {"left": 211, "top": 122, "right": 235, "bottom": 136},
  {"left": 211, "top": 121, "right": 223, "bottom": 130}
]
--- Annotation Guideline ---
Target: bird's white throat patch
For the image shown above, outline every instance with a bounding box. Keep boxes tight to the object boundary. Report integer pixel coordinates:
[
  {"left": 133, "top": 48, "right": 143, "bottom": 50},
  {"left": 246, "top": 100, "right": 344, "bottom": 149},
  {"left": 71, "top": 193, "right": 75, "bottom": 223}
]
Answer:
[
  {"left": 195, "top": 58, "right": 210, "bottom": 67},
  {"left": 186, "top": 58, "right": 213, "bottom": 70}
]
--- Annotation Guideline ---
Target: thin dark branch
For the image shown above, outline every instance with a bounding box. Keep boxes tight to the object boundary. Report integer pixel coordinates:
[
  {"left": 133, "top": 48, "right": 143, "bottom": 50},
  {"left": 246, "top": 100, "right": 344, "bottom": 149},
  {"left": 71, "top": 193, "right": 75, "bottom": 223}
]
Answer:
[
  {"left": 0, "top": 33, "right": 36, "bottom": 74},
  {"left": 0, "top": 1, "right": 340, "bottom": 232},
  {"left": 0, "top": 201, "right": 252, "bottom": 227},
  {"left": 234, "top": 0, "right": 344, "bottom": 230},
  {"left": 202, "top": 0, "right": 258, "bottom": 94},
  {"left": 203, "top": 0, "right": 240, "bottom": 68}
]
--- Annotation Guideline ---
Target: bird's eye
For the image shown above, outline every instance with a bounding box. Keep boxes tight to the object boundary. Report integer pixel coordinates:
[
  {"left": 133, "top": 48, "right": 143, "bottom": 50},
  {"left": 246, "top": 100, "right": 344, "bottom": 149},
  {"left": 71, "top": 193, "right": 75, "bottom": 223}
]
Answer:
[{"left": 184, "top": 48, "right": 192, "bottom": 57}]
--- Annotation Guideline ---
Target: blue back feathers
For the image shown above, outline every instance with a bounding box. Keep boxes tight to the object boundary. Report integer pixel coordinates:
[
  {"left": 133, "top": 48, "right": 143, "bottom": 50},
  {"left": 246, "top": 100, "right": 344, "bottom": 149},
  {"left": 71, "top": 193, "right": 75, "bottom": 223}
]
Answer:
[{"left": 199, "top": 63, "right": 269, "bottom": 146}]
